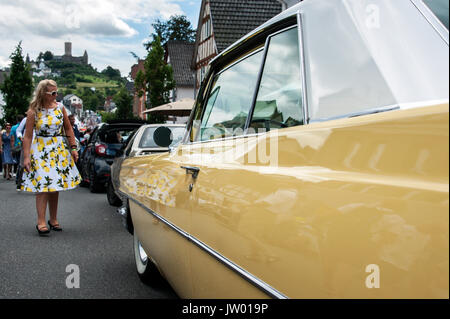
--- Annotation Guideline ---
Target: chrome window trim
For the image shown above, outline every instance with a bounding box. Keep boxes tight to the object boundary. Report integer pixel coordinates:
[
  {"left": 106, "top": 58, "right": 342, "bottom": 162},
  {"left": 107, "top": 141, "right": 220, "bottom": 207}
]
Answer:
[
  {"left": 184, "top": 131, "right": 268, "bottom": 146},
  {"left": 297, "top": 12, "right": 309, "bottom": 124},
  {"left": 190, "top": 24, "right": 302, "bottom": 145},
  {"left": 309, "top": 105, "right": 401, "bottom": 123},
  {"left": 308, "top": 99, "right": 449, "bottom": 123},
  {"left": 411, "top": 0, "right": 449, "bottom": 45},
  {"left": 214, "top": 47, "right": 265, "bottom": 78},
  {"left": 193, "top": 49, "right": 265, "bottom": 143},
  {"left": 121, "top": 192, "right": 288, "bottom": 299},
  {"left": 244, "top": 31, "right": 272, "bottom": 135},
  {"left": 185, "top": 99, "right": 449, "bottom": 145}
]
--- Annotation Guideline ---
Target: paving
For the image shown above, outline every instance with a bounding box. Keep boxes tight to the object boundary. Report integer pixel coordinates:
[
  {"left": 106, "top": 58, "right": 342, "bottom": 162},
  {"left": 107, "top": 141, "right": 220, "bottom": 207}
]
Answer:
[{"left": 0, "top": 177, "right": 177, "bottom": 299}]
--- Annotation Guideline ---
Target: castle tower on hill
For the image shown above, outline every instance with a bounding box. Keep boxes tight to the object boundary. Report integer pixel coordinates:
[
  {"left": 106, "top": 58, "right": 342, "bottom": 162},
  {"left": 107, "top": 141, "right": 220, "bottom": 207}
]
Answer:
[
  {"left": 64, "top": 42, "right": 72, "bottom": 56},
  {"left": 53, "top": 42, "right": 88, "bottom": 65}
]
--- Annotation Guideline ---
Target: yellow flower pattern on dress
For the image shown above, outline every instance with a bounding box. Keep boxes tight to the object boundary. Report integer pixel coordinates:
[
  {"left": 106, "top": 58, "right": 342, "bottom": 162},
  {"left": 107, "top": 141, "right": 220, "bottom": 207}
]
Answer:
[{"left": 21, "top": 103, "right": 81, "bottom": 193}]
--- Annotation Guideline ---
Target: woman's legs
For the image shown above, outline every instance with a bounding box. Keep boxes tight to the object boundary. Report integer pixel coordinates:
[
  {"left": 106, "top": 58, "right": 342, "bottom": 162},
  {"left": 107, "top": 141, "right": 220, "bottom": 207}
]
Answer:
[
  {"left": 6, "top": 164, "right": 12, "bottom": 179},
  {"left": 36, "top": 193, "right": 48, "bottom": 230},
  {"left": 48, "top": 192, "right": 59, "bottom": 225}
]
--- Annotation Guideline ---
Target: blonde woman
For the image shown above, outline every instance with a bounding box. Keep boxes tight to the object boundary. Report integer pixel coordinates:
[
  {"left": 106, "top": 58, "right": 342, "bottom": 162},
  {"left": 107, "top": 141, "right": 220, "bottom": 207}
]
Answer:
[{"left": 22, "top": 79, "right": 81, "bottom": 236}]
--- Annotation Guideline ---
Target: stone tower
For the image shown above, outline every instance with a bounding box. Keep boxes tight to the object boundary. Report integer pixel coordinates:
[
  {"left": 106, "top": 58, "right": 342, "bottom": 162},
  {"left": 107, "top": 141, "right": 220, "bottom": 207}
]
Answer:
[
  {"left": 64, "top": 42, "right": 72, "bottom": 56},
  {"left": 83, "top": 50, "right": 88, "bottom": 65}
]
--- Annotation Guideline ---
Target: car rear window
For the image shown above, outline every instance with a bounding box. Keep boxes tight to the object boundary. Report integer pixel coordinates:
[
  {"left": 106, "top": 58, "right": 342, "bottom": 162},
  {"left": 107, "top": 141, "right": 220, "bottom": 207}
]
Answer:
[
  {"left": 100, "top": 128, "right": 136, "bottom": 144},
  {"left": 139, "top": 126, "right": 186, "bottom": 148}
]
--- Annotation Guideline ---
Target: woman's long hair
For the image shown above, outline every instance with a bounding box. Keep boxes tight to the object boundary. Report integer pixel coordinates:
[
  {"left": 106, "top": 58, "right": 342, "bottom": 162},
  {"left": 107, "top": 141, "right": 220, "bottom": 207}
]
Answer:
[{"left": 29, "top": 79, "right": 57, "bottom": 113}]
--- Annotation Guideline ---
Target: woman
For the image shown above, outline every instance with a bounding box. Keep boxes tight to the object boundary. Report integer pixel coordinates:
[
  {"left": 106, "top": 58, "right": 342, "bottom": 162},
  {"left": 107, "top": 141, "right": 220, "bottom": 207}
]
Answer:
[
  {"left": 22, "top": 79, "right": 81, "bottom": 236},
  {"left": 0, "top": 123, "right": 16, "bottom": 180}
]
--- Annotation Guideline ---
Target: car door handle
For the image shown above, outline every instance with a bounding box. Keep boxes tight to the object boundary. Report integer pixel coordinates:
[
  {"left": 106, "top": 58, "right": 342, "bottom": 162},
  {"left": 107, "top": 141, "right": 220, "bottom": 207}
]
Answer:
[{"left": 180, "top": 166, "right": 200, "bottom": 179}]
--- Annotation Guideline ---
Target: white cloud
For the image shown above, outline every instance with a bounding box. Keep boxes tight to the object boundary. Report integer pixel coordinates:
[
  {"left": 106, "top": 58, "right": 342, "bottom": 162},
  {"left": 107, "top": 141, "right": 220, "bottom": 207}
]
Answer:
[
  {"left": 0, "top": 55, "right": 10, "bottom": 69},
  {"left": 0, "top": 0, "right": 183, "bottom": 38},
  {"left": 0, "top": 0, "right": 186, "bottom": 76}
]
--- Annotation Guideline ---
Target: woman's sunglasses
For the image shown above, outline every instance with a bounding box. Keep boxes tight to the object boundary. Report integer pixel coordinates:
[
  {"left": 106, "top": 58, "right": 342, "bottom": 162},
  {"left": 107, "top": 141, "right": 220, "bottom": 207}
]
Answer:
[{"left": 45, "top": 90, "right": 58, "bottom": 96}]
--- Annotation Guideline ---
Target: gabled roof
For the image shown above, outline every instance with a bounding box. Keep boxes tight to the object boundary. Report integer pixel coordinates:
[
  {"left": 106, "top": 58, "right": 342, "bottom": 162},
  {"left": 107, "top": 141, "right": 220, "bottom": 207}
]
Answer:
[
  {"left": 210, "top": 0, "right": 282, "bottom": 53},
  {"left": 63, "top": 94, "right": 81, "bottom": 100},
  {"left": 166, "top": 41, "right": 195, "bottom": 87}
]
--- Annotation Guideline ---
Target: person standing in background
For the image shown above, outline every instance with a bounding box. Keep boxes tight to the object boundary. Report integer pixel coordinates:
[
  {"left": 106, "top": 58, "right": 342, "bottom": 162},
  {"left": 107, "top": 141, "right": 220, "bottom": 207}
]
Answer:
[
  {"left": 0, "top": 123, "right": 16, "bottom": 180},
  {"left": 68, "top": 114, "right": 81, "bottom": 142},
  {"left": 11, "top": 115, "right": 24, "bottom": 176},
  {"left": 15, "top": 114, "right": 28, "bottom": 190}
]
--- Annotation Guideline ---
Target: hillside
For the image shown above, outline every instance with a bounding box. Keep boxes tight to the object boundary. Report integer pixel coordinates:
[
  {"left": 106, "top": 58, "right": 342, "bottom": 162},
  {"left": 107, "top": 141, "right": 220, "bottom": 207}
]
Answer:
[{"left": 33, "top": 61, "right": 126, "bottom": 111}]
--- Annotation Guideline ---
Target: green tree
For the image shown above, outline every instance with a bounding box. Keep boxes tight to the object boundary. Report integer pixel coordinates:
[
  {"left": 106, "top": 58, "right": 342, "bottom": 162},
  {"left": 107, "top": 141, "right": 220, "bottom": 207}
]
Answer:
[
  {"left": 77, "top": 87, "right": 105, "bottom": 112},
  {"left": 101, "top": 66, "right": 121, "bottom": 79},
  {"left": 37, "top": 52, "right": 44, "bottom": 62},
  {"left": 114, "top": 87, "right": 134, "bottom": 120},
  {"left": 136, "top": 36, "right": 175, "bottom": 123},
  {"left": 0, "top": 42, "right": 33, "bottom": 123},
  {"left": 145, "top": 15, "right": 196, "bottom": 49},
  {"left": 43, "top": 51, "right": 53, "bottom": 61}
]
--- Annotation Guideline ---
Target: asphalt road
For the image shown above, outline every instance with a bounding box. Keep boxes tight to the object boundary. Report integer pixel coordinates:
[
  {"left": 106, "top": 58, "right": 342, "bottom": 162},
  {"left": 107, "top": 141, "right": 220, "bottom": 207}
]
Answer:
[{"left": 0, "top": 177, "right": 178, "bottom": 299}]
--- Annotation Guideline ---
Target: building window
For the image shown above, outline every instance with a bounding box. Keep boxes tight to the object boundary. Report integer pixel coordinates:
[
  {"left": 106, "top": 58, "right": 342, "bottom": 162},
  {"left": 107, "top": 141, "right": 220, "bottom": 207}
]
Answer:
[{"left": 201, "top": 18, "right": 212, "bottom": 41}]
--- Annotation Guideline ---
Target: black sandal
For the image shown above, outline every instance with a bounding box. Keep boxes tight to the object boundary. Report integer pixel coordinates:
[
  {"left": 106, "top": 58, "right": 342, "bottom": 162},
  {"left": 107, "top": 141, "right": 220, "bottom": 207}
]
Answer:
[
  {"left": 36, "top": 225, "right": 50, "bottom": 236},
  {"left": 48, "top": 220, "right": 63, "bottom": 231}
]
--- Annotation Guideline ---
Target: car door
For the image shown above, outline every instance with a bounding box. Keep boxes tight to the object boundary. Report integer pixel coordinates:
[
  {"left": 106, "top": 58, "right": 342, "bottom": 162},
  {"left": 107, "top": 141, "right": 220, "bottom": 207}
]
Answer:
[
  {"left": 111, "top": 127, "right": 140, "bottom": 194},
  {"left": 178, "top": 26, "right": 303, "bottom": 298},
  {"left": 81, "top": 126, "right": 99, "bottom": 181}
]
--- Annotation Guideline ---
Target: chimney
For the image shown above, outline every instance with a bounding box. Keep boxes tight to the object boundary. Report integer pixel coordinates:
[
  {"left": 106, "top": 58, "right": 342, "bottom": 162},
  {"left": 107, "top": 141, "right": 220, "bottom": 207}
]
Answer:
[{"left": 65, "top": 42, "right": 72, "bottom": 56}]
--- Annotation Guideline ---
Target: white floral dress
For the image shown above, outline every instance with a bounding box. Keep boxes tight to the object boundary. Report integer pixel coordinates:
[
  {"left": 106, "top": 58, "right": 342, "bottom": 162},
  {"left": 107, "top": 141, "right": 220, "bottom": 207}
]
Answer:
[{"left": 21, "top": 103, "right": 81, "bottom": 193}]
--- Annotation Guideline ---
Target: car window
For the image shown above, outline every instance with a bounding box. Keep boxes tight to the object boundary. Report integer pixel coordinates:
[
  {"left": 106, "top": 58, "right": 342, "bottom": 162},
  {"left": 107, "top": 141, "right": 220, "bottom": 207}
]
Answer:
[
  {"left": 423, "top": 0, "right": 449, "bottom": 29},
  {"left": 249, "top": 27, "right": 304, "bottom": 132},
  {"left": 100, "top": 128, "right": 136, "bottom": 144},
  {"left": 124, "top": 131, "right": 138, "bottom": 156},
  {"left": 139, "top": 126, "right": 186, "bottom": 148},
  {"left": 88, "top": 128, "right": 98, "bottom": 144},
  {"left": 195, "top": 50, "right": 264, "bottom": 142}
]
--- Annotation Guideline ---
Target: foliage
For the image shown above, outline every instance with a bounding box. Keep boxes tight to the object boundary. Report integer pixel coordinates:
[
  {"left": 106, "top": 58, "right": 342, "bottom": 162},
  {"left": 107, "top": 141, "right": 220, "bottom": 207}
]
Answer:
[
  {"left": 145, "top": 15, "right": 196, "bottom": 49},
  {"left": 136, "top": 36, "right": 174, "bottom": 124},
  {"left": 43, "top": 51, "right": 54, "bottom": 61},
  {"left": 101, "top": 66, "right": 121, "bottom": 80},
  {"left": 113, "top": 87, "right": 134, "bottom": 120},
  {"left": 98, "top": 110, "right": 116, "bottom": 123},
  {"left": 0, "top": 42, "right": 33, "bottom": 123},
  {"left": 76, "top": 87, "right": 105, "bottom": 112}
]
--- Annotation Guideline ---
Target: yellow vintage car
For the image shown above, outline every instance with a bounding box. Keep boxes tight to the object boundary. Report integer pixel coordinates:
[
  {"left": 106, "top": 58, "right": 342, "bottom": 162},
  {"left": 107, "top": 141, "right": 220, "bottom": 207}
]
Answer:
[{"left": 118, "top": 0, "right": 449, "bottom": 298}]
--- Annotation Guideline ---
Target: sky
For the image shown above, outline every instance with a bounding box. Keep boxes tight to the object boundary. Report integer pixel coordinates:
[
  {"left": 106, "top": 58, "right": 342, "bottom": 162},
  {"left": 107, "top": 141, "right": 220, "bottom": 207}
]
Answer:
[{"left": 0, "top": 0, "right": 201, "bottom": 78}]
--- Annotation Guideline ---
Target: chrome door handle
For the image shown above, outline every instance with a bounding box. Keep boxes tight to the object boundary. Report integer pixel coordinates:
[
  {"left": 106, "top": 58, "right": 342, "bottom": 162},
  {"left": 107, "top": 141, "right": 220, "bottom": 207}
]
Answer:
[{"left": 180, "top": 166, "right": 200, "bottom": 179}]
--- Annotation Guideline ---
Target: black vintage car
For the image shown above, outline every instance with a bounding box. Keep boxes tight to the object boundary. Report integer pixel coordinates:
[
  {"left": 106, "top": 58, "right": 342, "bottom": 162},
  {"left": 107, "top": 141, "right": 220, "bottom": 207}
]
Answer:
[{"left": 79, "top": 120, "right": 144, "bottom": 192}]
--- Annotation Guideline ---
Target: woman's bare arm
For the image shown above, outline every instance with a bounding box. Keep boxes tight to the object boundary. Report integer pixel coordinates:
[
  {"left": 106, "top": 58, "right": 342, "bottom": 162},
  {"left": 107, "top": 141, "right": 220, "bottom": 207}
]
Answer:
[{"left": 23, "top": 110, "right": 35, "bottom": 171}]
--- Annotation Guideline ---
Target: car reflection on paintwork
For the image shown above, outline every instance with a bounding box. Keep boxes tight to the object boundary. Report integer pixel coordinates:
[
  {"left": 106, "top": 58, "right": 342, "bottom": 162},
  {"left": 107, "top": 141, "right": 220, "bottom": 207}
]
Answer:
[{"left": 108, "top": 124, "right": 185, "bottom": 209}]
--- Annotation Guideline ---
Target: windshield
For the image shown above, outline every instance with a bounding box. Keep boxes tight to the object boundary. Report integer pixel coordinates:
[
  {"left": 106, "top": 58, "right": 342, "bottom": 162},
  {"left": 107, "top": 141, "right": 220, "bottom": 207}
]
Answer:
[{"left": 139, "top": 126, "right": 185, "bottom": 148}]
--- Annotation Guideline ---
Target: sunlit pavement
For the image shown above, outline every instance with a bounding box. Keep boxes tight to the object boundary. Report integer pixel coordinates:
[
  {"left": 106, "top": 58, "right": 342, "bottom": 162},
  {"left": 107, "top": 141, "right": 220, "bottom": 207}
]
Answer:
[{"left": 0, "top": 177, "right": 177, "bottom": 299}]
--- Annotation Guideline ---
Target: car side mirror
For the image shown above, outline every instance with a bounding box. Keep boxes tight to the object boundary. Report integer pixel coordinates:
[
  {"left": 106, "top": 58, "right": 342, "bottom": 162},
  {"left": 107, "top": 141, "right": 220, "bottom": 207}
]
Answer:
[{"left": 153, "top": 126, "right": 173, "bottom": 148}]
